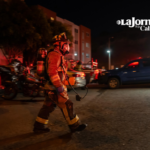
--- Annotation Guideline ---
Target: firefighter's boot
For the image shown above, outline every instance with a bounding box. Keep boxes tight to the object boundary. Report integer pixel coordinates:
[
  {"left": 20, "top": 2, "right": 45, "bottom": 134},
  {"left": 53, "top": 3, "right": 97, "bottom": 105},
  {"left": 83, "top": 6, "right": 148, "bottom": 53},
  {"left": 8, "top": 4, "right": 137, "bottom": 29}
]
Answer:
[
  {"left": 69, "top": 121, "right": 87, "bottom": 132},
  {"left": 33, "top": 121, "right": 50, "bottom": 133}
]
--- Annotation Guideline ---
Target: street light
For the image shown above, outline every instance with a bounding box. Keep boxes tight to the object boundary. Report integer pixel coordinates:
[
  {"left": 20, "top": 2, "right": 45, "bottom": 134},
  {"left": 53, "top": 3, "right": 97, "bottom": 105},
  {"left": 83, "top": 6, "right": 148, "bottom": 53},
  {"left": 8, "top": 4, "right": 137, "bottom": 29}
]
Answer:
[
  {"left": 107, "top": 37, "right": 114, "bottom": 70},
  {"left": 107, "top": 50, "right": 111, "bottom": 70}
]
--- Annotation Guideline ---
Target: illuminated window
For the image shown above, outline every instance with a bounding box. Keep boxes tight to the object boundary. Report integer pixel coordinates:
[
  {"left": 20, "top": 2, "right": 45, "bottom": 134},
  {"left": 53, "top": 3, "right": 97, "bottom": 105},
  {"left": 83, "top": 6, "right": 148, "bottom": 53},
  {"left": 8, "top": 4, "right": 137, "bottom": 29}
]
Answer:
[
  {"left": 86, "top": 43, "right": 89, "bottom": 48},
  {"left": 86, "top": 53, "right": 89, "bottom": 58},
  {"left": 74, "top": 52, "right": 77, "bottom": 56},
  {"left": 50, "top": 17, "right": 54, "bottom": 21},
  {"left": 82, "top": 42, "right": 84, "bottom": 50},
  {"left": 82, "top": 32, "right": 84, "bottom": 39}
]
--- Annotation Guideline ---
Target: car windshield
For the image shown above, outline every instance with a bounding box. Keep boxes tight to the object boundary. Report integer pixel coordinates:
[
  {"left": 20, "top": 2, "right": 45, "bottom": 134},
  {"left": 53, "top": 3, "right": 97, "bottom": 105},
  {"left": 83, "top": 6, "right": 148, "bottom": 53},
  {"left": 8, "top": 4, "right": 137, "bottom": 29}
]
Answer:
[{"left": 125, "top": 61, "right": 140, "bottom": 68}]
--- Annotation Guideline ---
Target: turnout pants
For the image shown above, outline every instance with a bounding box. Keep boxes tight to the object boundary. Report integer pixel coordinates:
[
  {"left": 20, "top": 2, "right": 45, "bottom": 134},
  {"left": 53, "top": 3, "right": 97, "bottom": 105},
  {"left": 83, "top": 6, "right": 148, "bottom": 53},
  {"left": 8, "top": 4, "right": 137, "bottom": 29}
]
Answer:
[{"left": 34, "top": 90, "right": 80, "bottom": 130}]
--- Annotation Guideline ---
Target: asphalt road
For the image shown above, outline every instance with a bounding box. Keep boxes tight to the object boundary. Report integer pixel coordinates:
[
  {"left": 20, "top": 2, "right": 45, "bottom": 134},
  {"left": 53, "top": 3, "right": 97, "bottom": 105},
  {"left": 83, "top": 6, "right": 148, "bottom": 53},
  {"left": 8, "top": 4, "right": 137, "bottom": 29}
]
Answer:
[{"left": 0, "top": 83, "right": 150, "bottom": 150}]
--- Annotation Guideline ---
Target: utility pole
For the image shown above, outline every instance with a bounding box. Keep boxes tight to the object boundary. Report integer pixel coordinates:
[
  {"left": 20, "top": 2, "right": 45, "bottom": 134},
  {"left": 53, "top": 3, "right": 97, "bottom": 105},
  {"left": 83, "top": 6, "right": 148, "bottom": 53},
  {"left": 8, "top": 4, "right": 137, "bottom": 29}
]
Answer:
[{"left": 107, "top": 37, "right": 114, "bottom": 70}]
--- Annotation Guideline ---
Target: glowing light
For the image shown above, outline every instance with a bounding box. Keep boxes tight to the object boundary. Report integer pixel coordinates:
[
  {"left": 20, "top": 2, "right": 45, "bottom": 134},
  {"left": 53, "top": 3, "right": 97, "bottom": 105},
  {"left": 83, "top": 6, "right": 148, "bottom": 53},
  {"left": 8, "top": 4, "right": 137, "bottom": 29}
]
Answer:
[
  {"left": 81, "top": 73, "right": 85, "bottom": 77},
  {"left": 50, "top": 17, "right": 54, "bottom": 21},
  {"left": 94, "top": 69, "right": 99, "bottom": 74},
  {"left": 74, "top": 53, "right": 77, "bottom": 56},
  {"left": 107, "top": 50, "right": 110, "bottom": 53},
  {"left": 128, "top": 61, "right": 139, "bottom": 66}
]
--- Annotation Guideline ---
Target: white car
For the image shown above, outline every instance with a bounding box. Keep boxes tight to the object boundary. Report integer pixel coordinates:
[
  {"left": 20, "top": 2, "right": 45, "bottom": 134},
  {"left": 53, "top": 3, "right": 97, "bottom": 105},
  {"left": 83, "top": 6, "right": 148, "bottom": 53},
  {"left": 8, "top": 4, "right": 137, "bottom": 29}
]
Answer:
[
  {"left": 30, "top": 67, "right": 86, "bottom": 90},
  {"left": 65, "top": 69, "right": 86, "bottom": 90}
]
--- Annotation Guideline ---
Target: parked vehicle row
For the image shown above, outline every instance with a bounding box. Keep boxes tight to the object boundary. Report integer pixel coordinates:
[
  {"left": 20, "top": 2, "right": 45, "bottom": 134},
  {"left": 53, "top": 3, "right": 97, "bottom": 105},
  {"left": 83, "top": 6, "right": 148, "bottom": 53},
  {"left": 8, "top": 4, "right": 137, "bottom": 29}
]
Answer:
[
  {"left": 0, "top": 65, "right": 18, "bottom": 100},
  {"left": 0, "top": 59, "right": 87, "bottom": 100},
  {"left": 98, "top": 58, "right": 150, "bottom": 89},
  {"left": 30, "top": 66, "right": 87, "bottom": 91}
]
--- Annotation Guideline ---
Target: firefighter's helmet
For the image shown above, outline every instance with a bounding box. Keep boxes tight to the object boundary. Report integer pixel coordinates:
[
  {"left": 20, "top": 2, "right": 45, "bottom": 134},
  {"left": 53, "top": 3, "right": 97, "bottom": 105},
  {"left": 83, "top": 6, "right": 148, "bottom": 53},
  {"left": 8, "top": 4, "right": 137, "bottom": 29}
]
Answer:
[{"left": 52, "top": 32, "right": 71, "bottom": 55}]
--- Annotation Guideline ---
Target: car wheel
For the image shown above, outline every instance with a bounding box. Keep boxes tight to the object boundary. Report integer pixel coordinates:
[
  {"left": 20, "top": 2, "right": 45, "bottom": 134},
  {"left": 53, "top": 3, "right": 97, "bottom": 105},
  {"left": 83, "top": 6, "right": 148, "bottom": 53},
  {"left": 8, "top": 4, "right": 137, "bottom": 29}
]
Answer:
[
  {"left": 108, "top": 78, "right": 120, "bottom": 89},
  {"left": 2, "top": 82, "right": 18, "bottom": 100}
]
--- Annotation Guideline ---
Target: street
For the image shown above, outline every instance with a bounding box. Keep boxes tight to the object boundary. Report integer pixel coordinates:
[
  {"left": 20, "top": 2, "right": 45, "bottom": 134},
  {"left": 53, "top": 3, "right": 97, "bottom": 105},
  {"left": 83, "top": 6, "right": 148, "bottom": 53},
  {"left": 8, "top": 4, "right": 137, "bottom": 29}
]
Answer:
[{"left": 0, "top": 83, "right": 150, "bottom": 150}]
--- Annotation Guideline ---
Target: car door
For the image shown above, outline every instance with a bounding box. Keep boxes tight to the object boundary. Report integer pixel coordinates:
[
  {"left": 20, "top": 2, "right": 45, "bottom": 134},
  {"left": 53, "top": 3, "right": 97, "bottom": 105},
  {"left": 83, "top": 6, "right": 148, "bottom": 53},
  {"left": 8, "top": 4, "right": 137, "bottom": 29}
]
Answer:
[
  {"left": 136, "top": 59, "right": 150, "bottom": 83},
  {"left": 120, "top": 60, "right": 142, "bottom": 84}
]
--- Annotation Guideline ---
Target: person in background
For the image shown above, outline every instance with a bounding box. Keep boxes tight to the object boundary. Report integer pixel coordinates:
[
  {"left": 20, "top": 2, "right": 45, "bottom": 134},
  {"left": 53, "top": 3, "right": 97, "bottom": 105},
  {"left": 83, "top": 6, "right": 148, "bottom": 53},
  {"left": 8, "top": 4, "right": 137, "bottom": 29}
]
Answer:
[{"left": 74, "top": 61, "right": 82, "bottom": 71}]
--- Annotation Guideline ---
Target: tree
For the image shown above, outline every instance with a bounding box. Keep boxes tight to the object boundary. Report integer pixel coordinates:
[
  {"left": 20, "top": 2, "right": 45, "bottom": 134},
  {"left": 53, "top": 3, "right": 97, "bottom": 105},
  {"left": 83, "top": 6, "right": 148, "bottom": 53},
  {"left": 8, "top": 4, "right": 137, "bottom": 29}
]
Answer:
[
  {"left": 49, "top": 20, "right": 73, "bottom": 45},
  {"left": 0, "top": 0, "right": 52, "bottom": 62},
  {"left": 0, "top": 0, "right": 73, "bottom": 64}
]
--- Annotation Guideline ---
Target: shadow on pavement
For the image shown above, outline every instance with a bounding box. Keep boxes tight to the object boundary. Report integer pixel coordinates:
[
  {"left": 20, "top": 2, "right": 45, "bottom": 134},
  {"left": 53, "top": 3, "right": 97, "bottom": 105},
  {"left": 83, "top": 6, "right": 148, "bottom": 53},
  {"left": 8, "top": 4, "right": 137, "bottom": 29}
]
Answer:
[
  {"left": 0, "top": 132, "right": 40, "bottom": 146},
  {"left": 0, "top": 132, "right": 72, "bottom": 149},
  {"left": 19, "top": 132, "right": 72, "bottom": 150},
  {"left": 76, "top": 130, "right": 119, "bottom": 148},
  {"left": 120, "top": 84, "right": 150, "bottom": 89},
  {"left": 0, "top": 99, "right": 44, "bottom": 105},
  {"left": 88, "top": 83, "right": 150, "bottom": 89}
]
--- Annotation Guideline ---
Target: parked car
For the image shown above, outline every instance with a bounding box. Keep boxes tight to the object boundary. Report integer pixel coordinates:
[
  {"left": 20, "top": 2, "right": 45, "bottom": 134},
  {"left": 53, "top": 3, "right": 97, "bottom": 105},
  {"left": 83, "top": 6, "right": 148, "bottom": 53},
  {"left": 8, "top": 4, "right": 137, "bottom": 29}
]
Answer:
[
  {"left": 89, "top": 68, "right": 106, "bottom": 83},
  {"left": 65, "top": 68, "right": 86, "bottom": 90},
  {"left": 98, "top": 58, "right": 150, "bottom": 89},
  {"left": 30, "top": 66, "right": 86, "bottom": 91}
]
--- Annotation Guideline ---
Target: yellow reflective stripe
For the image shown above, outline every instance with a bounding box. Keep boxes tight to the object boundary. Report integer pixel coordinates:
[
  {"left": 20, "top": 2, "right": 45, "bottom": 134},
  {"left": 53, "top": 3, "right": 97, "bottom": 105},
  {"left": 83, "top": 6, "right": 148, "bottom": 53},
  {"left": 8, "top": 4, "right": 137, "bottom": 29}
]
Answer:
[
  {"left": 50, "top": 74, "right": 60, "bottom": 82},
  {"left": 62, "top": 107, "right": 79, "bottom": 125},
  {"left": 63, "top": 85, "right": 67, "bottom": 91},
  {"left": 36, "top": 117, "right": 49, "bottom": 124}
]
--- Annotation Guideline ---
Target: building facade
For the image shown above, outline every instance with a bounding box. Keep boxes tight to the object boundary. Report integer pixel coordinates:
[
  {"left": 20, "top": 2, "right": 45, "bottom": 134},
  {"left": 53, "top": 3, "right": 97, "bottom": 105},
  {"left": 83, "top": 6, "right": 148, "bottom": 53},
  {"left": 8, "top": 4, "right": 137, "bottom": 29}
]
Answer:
[
  {"left": 79, "top": 25, "right": 91, "bottom": 63},
  {"left": 37, "top": 5, "right": 56, "bottom": 21},
  {"left": 38, "top": 5, "right": 91, "bottom": 63},
  {"left": 56, "top": 16, "right": 80, "bottom": 61}
]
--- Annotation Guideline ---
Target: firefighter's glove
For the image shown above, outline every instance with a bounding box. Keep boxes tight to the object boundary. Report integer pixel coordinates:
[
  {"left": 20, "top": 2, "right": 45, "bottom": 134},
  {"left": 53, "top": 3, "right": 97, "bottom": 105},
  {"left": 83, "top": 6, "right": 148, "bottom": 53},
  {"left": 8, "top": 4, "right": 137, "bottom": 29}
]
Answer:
[{"left": 57, "top": 86, "right": 64, "bottom": 93}]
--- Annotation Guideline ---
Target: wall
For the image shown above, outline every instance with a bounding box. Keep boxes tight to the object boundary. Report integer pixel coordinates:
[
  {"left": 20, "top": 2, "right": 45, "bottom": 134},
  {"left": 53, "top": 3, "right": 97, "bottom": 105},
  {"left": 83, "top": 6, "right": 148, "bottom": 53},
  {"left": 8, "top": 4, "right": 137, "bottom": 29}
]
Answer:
[
  {"left": 37, "top": 5, "right": 91, "bottom": 63},
  {"left": 56, "top": 16, "right": 80, "bottom": 61},
  {"left": 80, "top": 25, "right": 91, "bottom": 63}
]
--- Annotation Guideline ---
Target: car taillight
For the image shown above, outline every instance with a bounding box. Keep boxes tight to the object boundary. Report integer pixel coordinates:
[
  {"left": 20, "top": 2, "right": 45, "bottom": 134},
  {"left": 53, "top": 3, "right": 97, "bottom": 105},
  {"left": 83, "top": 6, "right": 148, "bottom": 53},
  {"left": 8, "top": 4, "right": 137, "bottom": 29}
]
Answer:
[
  {"left": 73, "top": 74, "right": 81, "bottom": 77},
  {"left": 81, "top": 73, "right": 85, "bottom": 77}
]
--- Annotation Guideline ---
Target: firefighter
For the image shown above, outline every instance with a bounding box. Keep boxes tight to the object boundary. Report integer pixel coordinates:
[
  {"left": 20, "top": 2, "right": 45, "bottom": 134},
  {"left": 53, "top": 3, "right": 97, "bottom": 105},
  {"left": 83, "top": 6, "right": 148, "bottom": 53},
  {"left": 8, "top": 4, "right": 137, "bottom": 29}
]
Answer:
[
  {"left": 33, "top": 33, "right": 87, "bottom": 133},
  {"left": 74, "top": 61, "right": 82, "bottom": 71}
]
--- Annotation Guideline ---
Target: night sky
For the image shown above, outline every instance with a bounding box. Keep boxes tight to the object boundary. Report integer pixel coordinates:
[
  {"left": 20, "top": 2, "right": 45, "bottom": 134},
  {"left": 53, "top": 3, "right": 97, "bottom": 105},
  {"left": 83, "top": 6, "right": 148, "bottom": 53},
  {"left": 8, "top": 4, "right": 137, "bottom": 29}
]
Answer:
[
  {"left": 24, "top": 0, "right": 150, "bottom": 37},
  {"left": 24, "top": 0, "right": 150, "bottom": 68}
]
